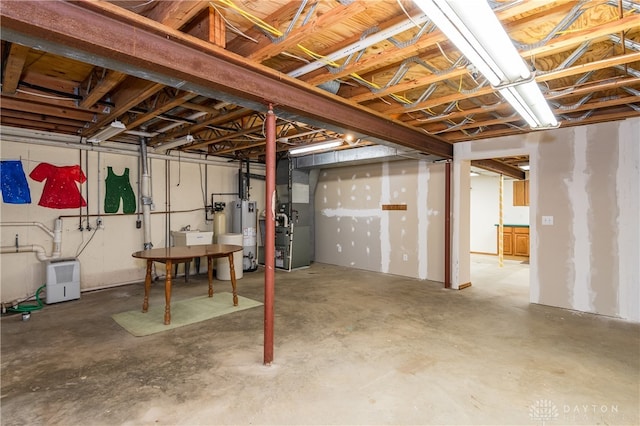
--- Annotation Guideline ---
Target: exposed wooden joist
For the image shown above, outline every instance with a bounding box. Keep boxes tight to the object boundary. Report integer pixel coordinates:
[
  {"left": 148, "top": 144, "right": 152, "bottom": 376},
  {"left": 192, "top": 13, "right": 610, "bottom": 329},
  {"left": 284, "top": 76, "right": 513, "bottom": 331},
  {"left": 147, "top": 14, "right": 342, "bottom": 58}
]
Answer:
[
  {"left": 184, "top": 6, "right": 226, "bottom": 47},
  {"left": 1, "top": 42, "right": 30, "bottom": 95},
  {"left": 126, "top": 91, "right": 199, "bottom": 130},
  {"left": 226, "top": 1, "right": 307, "bottom": 57},
  {"left": 471, "top": 159, "right": 525, "bottom": 180},
  {"left": 1, "top": 96, "right": 96, "bottom": 122},
  {"left": 246, "top": 1, "right": 367, "bottom": 63},
  {"left": 447, "top": 108, "right": 640, "bottom": 142},
  {"left": 0, "top": 0, "right": 452, "bottom": 157},
  {"left": 301, "top": 0, "right": 563, "bottom": 87},
  {"left": 190, "top": 123, "right": 267, "bottom": 150},
  {"left": 142, "top": 1, "right": 209, "bottom": 30},
  {"left": 88, "top": 79, "right": 165, "bottom": 131},
  {"left": 79, "top": 69, "right": 127, "bottom": 109}
]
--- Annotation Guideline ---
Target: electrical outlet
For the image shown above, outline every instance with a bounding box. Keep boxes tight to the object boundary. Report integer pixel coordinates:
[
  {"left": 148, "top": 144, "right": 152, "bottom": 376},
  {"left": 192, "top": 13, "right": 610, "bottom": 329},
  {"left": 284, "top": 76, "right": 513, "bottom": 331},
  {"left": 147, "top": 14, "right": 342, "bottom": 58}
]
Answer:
[
  {"left": 96, "top": 218, "right": 104, "bottom": 229},
  {"left": 403, "top": 254, "right": 408, "bottom": 261},
  {"left": 542, "top": 215, "right": 554, "bottom": 225}
]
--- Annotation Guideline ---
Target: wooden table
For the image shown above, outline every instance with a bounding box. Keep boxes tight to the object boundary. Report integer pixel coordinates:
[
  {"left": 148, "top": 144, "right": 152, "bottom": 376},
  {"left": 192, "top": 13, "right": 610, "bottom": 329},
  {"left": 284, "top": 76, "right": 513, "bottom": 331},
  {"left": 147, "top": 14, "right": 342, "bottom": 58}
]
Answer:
[{"left": 132, "top": 244, "right": 243, "bottom": 325}]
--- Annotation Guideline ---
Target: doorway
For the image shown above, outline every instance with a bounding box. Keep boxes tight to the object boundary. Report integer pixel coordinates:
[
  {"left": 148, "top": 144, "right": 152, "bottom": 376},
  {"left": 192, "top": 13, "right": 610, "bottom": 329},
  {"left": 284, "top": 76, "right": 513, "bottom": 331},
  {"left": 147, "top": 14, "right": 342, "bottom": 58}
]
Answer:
[{"left": 468, "top": 162, "right": 530, "bottom": 302}]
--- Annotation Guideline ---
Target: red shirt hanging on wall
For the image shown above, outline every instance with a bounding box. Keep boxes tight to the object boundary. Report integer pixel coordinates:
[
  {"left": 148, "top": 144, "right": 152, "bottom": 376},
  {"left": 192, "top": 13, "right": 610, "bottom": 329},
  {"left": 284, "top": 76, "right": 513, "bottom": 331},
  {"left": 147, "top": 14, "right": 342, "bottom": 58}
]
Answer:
[{"left": 29, "top": 163, "right": 87, "bottom": 209}]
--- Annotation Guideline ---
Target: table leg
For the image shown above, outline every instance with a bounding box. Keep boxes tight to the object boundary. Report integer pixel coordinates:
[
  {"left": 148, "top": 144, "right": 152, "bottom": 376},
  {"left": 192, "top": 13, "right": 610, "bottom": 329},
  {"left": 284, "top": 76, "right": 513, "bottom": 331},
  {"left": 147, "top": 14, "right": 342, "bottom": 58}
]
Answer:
[
  {"left": 142, "top": 260, "right": 152, "bottom": 313},
  {"left": 164, "top": 260, "right": 173, "bottom": 325},
  {"left": 207, "top": 256, "right": 213, "bottom": 297},
  {"left": 228, "top": 253, "right": 238, "bottom": 306}
]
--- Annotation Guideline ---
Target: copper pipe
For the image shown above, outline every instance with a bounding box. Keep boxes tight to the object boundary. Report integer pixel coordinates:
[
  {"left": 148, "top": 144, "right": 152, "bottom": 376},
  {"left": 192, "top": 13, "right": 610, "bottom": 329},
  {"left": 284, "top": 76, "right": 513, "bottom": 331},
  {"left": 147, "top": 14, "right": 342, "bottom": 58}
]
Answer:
[{"left": 264, "top": 104, "right": 276, "bottom": 365}]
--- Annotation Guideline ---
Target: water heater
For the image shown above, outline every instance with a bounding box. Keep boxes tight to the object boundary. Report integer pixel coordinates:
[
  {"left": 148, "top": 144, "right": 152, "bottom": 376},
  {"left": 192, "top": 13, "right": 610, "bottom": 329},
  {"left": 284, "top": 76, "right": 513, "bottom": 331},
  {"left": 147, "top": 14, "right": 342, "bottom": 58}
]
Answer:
[{"left": 232, "top": 200, "right": 258, "bottom": 271}]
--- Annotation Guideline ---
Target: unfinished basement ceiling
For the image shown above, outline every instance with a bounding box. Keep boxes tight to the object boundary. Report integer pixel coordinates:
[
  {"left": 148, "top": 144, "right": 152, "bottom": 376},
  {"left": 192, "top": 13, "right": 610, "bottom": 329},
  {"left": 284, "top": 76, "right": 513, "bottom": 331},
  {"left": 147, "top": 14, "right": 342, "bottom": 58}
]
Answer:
[{"left": 1, "top": 0, "right": 639, "bottom": 176}]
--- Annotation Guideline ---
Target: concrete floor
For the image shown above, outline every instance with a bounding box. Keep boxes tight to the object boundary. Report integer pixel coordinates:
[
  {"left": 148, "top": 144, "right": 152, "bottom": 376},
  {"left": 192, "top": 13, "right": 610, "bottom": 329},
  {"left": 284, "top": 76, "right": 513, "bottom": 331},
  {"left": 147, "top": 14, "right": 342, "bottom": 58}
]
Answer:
[{"left": 1, "top": 257, "right": 638, "bottom": 425}]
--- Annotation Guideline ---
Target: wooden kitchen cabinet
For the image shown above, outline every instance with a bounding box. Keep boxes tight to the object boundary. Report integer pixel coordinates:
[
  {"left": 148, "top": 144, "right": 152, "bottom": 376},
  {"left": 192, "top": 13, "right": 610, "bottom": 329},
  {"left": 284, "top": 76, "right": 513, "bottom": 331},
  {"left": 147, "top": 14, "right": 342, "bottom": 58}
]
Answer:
[
  {"left": 497, "top": 225, "right": 529, "bottom": 257},
  {"left": 513, "top": 227, "right": 530, "bottom": 256},
  {"left": 513, "top": 180, "right": 529, "bottom": 206}
]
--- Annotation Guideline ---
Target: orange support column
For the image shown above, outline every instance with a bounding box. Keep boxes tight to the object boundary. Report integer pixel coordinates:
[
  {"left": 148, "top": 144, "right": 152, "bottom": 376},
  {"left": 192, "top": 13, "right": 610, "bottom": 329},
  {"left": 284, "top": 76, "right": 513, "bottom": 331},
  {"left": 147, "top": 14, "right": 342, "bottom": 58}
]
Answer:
[{"left": 264, "top": 104, "right": 276, "bottom": 365}]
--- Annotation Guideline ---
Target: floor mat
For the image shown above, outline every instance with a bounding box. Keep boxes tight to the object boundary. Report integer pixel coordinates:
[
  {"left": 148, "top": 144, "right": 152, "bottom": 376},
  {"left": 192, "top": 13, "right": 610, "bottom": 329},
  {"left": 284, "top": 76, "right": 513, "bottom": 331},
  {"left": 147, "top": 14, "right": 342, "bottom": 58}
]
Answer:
[{"left": 112, "top": 292, "right": 262, "bottom": 336}]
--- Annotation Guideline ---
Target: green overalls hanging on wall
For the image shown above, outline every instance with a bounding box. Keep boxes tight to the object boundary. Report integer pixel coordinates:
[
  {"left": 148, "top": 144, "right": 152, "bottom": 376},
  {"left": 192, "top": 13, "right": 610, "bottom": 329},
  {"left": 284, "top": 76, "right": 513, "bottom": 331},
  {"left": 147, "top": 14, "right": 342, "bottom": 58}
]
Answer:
[{"left": 104, "top": 166, "right": 136, "bottom": 213}]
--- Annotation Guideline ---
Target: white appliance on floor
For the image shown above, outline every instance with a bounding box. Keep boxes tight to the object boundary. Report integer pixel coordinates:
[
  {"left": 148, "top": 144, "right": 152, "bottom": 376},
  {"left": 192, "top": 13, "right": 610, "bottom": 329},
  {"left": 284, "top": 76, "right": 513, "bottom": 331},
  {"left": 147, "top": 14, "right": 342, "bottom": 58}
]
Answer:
[{"left": 45, "top": 259, "right": 80, "bottom": 304}]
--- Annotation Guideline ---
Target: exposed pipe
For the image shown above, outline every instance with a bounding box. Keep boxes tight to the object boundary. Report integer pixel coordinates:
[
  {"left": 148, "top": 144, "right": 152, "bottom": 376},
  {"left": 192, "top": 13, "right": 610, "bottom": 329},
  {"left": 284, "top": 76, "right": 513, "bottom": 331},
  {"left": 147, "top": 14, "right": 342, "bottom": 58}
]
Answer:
[
  {"left": 276, "top": 213, "right": 289, "bottom": 228},
  {"left": 1, "top": 222, "right": 54, "bottom": 238},
  {"left": 0, "top": 126, "right": 246, "bottom": 169},
  {"left": 264, "top": 103, "right": 276, "bottom": 365},
  {"left": 1, "top": 245, "right": 49, "bottom": 262},
  {"left": 0, "top": 219, "right": 62, "bottom": 259},
  {"left": 139, "top": 137, "right": 153, "bottom": 250},
  {"left": 444, "top": 161, "right": 451, "bottom": 289},
  {"left": 288, "top": 13, "right": 430, "bottom": 78}
]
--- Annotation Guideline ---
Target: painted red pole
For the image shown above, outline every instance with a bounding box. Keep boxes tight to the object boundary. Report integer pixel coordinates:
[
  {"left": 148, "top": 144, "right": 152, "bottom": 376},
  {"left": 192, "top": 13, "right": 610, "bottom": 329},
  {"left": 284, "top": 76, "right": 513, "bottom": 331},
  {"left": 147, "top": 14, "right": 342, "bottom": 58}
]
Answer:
[
  {"left": 445, "top": 160, "right": 451, "bottom": 289},
  {"left": 264, "top": 104, "right": 276, "bottom": 365}
]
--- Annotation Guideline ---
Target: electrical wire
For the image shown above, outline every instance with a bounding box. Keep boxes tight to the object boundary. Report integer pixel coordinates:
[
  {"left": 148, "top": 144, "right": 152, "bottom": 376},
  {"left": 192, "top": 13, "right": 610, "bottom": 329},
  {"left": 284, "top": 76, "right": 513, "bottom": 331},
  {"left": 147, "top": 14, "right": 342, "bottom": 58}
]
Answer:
[{"left": 75, "top": 226, "right": 99, "bottom": 257}]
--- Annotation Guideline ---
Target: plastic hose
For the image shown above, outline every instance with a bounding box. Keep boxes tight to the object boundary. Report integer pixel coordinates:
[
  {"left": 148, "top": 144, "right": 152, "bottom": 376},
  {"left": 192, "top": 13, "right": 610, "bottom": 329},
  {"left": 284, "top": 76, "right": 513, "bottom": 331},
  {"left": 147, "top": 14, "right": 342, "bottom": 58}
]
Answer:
[{"left": 8, "top": 285, "right": 46, "bottom": 313}]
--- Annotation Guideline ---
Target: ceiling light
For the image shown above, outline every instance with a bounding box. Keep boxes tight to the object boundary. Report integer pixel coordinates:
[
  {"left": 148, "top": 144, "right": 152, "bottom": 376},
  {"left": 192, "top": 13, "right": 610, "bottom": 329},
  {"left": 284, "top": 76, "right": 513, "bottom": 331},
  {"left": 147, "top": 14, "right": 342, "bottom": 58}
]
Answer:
[
  {"left": 289, "top": 139, "right": 343, "bottom": 156},
  {"left": 413, "top": 0, "right": 558, "bottom": 129},
  {"left": 518, "top": 163, "right": 530, "bottom": 171},
  {"left": 470, "top": 171, "right": 480, "bottom": 177},
  {"left": 155, "top": 134, "right": 194, "bottom": 153},
  {"left": 87, "top": 120, "right": 126, "bottom": 143}
]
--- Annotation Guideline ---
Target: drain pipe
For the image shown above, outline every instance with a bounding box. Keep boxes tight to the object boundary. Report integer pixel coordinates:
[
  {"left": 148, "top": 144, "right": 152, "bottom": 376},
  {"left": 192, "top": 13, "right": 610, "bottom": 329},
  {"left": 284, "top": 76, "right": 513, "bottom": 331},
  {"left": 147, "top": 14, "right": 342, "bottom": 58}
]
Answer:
[
  {"left": 0, "top": 219, "right": 62, "bottom": 260},
  {"left": 140, "top": 137, "right": 153, "bottom": 250}
]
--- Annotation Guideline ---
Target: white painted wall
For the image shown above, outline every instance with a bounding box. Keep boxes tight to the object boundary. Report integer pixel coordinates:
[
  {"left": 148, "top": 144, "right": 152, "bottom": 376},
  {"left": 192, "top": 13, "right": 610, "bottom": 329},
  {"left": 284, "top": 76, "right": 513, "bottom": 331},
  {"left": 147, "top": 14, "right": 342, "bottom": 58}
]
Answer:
[
  {"left": 315, "top": 160, "right": 445, "bottom": 282},
  {"left": 0, "top": 140, "right": 265, "bottom": 303},
  {"left": 470, "top": 175, "right": 529, "bottom": 253},
  {"left": 454, "top": 118, "right": 640, "bottom": 322}
]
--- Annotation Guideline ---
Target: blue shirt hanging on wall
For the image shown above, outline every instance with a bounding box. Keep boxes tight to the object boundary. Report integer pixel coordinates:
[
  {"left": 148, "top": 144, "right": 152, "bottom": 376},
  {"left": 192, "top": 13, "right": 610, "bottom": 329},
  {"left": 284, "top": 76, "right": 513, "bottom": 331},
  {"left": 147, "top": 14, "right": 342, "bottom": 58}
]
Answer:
[{"left": 0, "top": 160, "right": 32, "bottom": 204}]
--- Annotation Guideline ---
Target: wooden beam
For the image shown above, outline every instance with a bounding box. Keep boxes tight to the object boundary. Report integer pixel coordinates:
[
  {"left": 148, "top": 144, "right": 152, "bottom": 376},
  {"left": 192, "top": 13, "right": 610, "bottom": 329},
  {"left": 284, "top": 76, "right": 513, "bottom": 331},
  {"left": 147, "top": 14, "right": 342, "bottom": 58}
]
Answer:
[
  {"left": 527, "top": 14, "right": 640, "bottom": 58},
  {"left": 126, "top": 91, "right": 198, "bottom": 130},
  {"left": 143, "top": 1, "right": 208, "bottom": 30},
  {"left": 302, "top": 0, "right": 560, "bottom": 87},
  {"left": 471, "top": 159, "right": 525, "bottom": 180},
  {"left": 226, "top": 1, "right": 306, "bottom": 56},
  {"left": 447, "top": 109, "right": 640, "bottom": 142},
  {"left": 87, "top": 79, "right": 165, "bottom": 131},
  {"left": 79, "top": 69, "right": 127, "bottom": 109},
  {"left": 247, "top": 1, "right": 367, "bottom": 63},
  {"left": 2, "top": 42, "right": 30, "bottom": 95},
  {"left": 1, "top": 116, "right": 81, "bottom": 134},
  {"left": 0, "top": 0, "right": 452, "bottom": 158},
  {"left": 384, "top": 50, "right": 640, "bottom": 116},
  {"left": 184, "top": 6, "right": 226, "bottom": 48},
  {"left": 0, "top": 96, "right": 96, "bottom": 122},
  {"left": 190, "top": 123, "right": 266, "bottom": 150},
  {"left": 538, "top": 52, "right": 640, "bottom": 82}
]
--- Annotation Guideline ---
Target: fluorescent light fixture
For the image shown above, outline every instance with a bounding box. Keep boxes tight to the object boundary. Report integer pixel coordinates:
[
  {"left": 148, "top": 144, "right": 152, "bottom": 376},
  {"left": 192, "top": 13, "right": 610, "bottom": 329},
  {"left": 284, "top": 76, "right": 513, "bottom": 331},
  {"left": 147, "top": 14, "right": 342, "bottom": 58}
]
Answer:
[
  {"left": 470, "top": 171, "right": 480, "bottom": 177},
  {"left": 413, "top": 0, "right": 557, "bottom": 128},
  {"left": 518, "top": 163, "right": 530, "bottom": 171},
  {"left": 87, "top": 120, "right": 126, "bottom": 143},
  {"left": 155, "top": 134, "right": 194, "bottom": 153},
  {"left": 289, "top": 139, "right": 343, "bottom": 156}
]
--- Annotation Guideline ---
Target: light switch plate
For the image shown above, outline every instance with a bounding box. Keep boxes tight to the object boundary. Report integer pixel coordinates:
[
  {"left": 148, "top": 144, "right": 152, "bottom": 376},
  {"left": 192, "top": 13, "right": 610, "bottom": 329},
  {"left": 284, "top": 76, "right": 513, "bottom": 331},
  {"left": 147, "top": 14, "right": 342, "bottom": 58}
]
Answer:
[{"left": 542, "top": 215, "right": 554, "bottom": 225}]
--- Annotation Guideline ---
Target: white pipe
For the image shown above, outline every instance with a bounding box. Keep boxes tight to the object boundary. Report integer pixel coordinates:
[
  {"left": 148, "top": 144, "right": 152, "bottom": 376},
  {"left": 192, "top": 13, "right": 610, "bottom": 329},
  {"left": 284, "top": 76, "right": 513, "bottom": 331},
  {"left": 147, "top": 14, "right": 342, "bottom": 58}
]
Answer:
[
  {"left": 0, "top": 125, "right": 252, "bottom": 169},
  {"left": 1, "top": 245, "right": 49, "bottom": 262},
  {"left": 0, "top": 221, "right": 54, "bottom": 238},
  {"left": 1, "top": 220, "right": 63, "bottom": 260},
  {"left": 276, "top": 213, "right": 288, "bottom": 228},
  {"left": 52, "top": 218, "right": 62, "bottom": 258}
]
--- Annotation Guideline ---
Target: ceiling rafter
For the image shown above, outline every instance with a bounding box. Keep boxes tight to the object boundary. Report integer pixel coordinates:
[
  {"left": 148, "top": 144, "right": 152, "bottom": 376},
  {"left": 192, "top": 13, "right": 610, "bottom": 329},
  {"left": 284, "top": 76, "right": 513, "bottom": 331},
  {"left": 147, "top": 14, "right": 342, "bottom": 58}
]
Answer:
[{"left": 1, "top": 42, "right": 30, "bottom": 95}]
